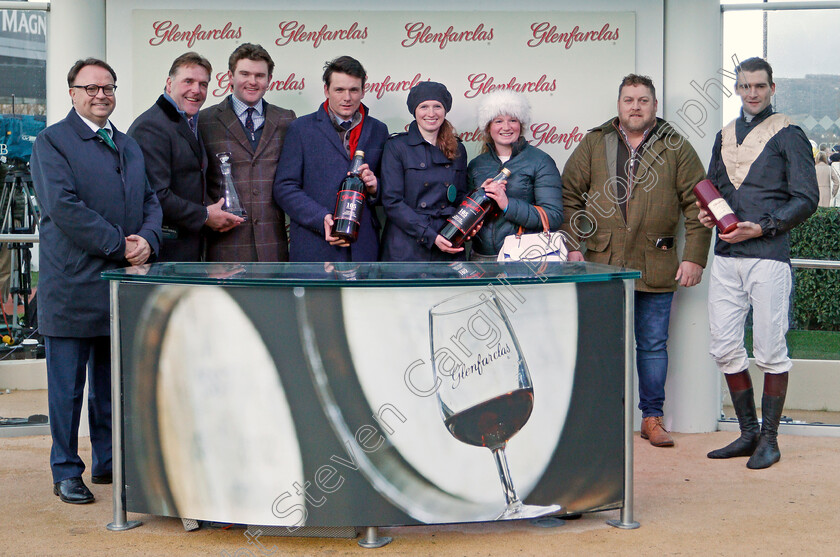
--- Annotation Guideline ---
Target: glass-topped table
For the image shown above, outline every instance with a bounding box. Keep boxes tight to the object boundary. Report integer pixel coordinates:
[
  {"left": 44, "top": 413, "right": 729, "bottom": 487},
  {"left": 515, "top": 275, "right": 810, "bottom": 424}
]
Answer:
[
  {"left": 102, "top": 260, "right": 640, "bottom": 286},
  {"left": 104, "top": 261, "right": 642, "bottom": 542}
]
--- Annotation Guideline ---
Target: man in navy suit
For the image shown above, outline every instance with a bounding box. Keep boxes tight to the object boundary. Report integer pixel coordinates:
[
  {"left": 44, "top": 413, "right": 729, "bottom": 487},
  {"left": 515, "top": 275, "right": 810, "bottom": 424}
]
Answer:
[
  {"left": 31, "top": 58, "right": 162, "bottom": 504},
  {"left": 129, "top": 52, "right": 242, "bottom": 261},
  {"left": 273, "top": 55, "right": 388, "bottom": 262}
]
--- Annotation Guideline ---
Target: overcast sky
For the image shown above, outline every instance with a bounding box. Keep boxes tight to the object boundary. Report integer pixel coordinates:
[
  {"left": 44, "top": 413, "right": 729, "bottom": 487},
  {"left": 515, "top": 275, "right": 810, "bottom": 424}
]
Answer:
[
  {"left": 721, "top": 5, "right": 840, "bottom": 120},
  {"left": 766, "top": 9, "right": 840, "bottom": 78},
  {"left": 724, "top": 6, "right": 840, "bottom": 79}
]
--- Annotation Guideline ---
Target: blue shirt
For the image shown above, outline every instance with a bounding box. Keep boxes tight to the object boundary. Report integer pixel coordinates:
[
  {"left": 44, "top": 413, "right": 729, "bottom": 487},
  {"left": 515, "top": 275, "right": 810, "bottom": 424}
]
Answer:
[{"left": 230, "top": 95, "right": 265, "bottom": 131}]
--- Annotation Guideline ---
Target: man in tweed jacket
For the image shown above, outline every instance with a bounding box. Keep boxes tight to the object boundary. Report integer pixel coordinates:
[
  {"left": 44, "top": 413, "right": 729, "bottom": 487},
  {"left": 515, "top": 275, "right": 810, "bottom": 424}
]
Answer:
[
  {"left": 561, "top": 74, "right": 711, "bottom": 447},
  {"left": 199, "top": 43, "right": 296, "bottom": 262}
]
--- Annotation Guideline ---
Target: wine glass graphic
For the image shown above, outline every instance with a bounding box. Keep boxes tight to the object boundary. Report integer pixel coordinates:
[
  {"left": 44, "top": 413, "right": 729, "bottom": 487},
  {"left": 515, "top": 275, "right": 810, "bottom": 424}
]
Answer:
[{"left": 429, "top": 288, "right": 563, "bottom": 520}]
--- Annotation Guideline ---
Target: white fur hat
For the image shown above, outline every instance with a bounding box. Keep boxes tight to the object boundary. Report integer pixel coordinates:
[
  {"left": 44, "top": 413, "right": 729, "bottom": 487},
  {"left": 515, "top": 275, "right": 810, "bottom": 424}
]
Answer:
[{"left": 476, "top": 90, "right": 532, "bottom": 131}]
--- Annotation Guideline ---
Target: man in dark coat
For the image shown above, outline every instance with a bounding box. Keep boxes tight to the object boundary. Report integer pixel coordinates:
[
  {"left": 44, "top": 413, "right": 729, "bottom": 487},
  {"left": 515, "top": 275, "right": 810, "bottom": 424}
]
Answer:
[
  {"left": 30, "top": 58, "right": 162, "bottom": 504},
  {"left": 199, "top": 43, "right": 296, "bottom": 262},
  {"left": 273, "top": 55, "right": 388, "bottom": 262},
  {"left": 129, "top": 51, "right": 242, "bottom": 262}
]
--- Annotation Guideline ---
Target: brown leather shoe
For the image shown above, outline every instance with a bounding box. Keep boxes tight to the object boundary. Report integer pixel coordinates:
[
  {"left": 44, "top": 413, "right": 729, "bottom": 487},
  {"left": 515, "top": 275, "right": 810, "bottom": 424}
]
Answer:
[{"left": 641, "top": 416, "right": 674, "bottom": 447}]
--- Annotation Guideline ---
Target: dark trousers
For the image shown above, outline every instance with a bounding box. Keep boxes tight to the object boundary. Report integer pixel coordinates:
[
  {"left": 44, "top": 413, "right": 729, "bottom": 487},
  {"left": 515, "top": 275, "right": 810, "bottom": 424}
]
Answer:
[{"left": 46, "top": 335, "right": 112, "bottom": 483}]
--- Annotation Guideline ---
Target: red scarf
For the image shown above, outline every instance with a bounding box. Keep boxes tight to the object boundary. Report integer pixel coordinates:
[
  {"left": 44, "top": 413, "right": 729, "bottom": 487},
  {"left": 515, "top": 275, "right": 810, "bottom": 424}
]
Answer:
[{"left": 323, "top": 100, "right": 365, "bottom": 156}]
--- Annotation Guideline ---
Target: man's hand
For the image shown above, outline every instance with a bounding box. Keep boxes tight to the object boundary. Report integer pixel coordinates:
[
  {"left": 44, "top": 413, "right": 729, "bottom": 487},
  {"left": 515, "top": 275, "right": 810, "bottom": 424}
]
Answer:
[
  {"left": 434, "top": 234, "right": 464, "bottom": 254},
  {"left": 719, "top": 221, "right": 762, "bottom": 244},
  {"left": 695, "top": 201, "right": 716, "bottom": 229},
  {"left": 206, "top": 198, "right": 245, "bottom": 232},
  {"left": 324, "top": 214, "right": 350, "bottom": 247},
  {"left": 124, "top": 263, "right": 150, "bottom": 276},
  {"left": 124, "top": 234, "right": 151, "bottom": 266},
  {"left": 675, "top": 260, "right": 703, "bottom": 287},
  {"left": 567, "top": 250, "right": 585, "bottom": 262},
  {"left": 357, "top": 163, "right": 378, "bottom": 195}
]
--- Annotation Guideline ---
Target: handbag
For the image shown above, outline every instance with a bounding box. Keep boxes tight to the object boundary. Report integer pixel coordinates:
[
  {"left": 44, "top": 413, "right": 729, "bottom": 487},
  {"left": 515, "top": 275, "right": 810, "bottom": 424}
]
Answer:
[{"left": 497, "top": 205, "right": 568, "bottom": 262}]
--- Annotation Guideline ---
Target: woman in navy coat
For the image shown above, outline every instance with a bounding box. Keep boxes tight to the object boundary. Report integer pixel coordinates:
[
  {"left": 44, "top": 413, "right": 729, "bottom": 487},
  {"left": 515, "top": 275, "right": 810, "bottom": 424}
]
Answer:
[{"left": 379, "top": 82, "right": 468, "bottom": 261}]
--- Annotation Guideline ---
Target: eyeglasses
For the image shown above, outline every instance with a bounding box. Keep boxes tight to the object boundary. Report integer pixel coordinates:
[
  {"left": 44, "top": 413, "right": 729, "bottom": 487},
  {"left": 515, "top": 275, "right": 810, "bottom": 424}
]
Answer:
[{"left": 72, "top": 84, "right": 117, "bottom": 97}]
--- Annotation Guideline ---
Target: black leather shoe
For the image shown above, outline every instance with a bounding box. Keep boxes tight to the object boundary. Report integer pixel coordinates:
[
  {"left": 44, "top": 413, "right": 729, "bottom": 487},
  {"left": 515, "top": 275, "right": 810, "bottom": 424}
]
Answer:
[
  {"left": 53, "top": 477, "right": 94, "bottom": 504},
  {"left": 91, "top": 472, "right": 112, "bottom": 485}
]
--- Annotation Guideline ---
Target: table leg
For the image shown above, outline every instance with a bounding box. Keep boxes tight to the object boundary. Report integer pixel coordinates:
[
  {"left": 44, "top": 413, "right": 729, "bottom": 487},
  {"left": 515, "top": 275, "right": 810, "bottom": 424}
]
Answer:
[{"left": 106, "top": 280, "right": 142, "bottom": 532}]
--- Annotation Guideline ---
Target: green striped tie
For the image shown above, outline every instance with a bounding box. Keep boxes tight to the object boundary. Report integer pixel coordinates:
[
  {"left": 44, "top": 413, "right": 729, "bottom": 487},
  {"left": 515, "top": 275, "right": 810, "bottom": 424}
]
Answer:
[{"left": 97, "top": 128, "right": 117, "bottom": 151}]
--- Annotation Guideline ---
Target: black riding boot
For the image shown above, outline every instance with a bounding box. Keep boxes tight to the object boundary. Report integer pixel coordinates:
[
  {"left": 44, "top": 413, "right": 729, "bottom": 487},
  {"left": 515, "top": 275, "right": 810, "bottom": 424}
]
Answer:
[
  {"left": 708, "top": 371, "right": 759, "bottom": 459},
  {"left": 747, "top": 372, "right": 788, "bottom": 470},
  {"left": 707, "top": 389, "right": 759, "bottom": 458}
]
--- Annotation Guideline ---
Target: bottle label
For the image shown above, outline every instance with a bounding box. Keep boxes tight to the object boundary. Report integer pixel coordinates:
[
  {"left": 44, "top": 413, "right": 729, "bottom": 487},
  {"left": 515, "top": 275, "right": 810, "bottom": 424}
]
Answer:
[
  {"left": 707, "top": 198, "right": 734, "bottom": 221},
  {"left": 446, "top": 197, "right": 486, "bottom": 234},
  {"left": 336, "top": 190, "right": 366, "bottom": 224}
]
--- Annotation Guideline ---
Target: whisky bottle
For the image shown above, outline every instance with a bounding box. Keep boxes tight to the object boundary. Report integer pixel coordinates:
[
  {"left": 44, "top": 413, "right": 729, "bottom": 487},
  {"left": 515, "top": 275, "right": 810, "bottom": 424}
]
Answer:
[
  {"left": 694, "top": 179, "right": 739, "bottom": 234},
  {"left": 331, "top": 151, "right": 367, "bottom": 243},
  {"left": 439, "top": 168, "right": 511, "bottom": 248}
]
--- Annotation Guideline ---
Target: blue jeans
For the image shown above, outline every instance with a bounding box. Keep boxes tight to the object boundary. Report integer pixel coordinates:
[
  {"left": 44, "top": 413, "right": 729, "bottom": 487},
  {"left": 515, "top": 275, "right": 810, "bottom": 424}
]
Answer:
[{"left": 634, "top": 291, "right": 674, "bottom": 418}]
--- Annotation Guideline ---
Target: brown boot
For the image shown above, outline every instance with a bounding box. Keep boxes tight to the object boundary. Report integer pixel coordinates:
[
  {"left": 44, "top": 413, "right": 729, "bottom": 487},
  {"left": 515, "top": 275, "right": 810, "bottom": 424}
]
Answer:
[{"left": 641, "top": 416, "right": 674, "bottom": 447}]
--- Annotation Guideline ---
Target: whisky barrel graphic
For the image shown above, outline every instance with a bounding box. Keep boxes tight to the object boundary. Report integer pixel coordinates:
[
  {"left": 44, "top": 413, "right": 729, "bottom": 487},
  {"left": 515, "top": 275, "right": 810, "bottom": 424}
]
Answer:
[{"left": 126, "top": 285, "right": 305, "bottom": 524}]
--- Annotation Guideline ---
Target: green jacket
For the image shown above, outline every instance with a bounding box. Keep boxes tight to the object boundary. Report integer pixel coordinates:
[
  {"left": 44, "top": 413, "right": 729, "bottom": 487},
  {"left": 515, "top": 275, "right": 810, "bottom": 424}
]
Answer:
[
  {"left": 468, "top": 139, "right": 564, "bottom": 256},
  {"left": 560, "top": 117, "right": 711, "bottom": 292}
]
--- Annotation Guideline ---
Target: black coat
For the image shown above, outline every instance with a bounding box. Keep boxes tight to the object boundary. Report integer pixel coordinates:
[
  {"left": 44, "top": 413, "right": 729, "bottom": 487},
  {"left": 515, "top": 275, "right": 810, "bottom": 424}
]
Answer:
[
  {"left": 379, "top": 122, "right": 468, "bottom": 261},
  {"left": 128, "top": 95, "right": 208, "bottom": 262},
  {"left": 31, "top": 109, "right": 162, "bottom": 337},
  {"left": 708, "top": 107, "right": 819, "bottom": 263}
]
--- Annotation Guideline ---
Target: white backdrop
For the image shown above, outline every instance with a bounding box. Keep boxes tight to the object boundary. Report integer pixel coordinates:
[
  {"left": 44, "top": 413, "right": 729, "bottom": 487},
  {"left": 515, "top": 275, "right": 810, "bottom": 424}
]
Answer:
[
  {"left": 129, "top": 9, "right": 634, "bottom": 166},
  {"left": 105, "top": 0, "right": 665, "bottom": 169}
]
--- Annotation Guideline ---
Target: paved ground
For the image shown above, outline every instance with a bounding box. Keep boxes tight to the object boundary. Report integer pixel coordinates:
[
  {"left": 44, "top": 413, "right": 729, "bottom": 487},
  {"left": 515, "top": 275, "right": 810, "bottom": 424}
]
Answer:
[{"left": 2, "top": 430, "right": 839, "bottom": 556}]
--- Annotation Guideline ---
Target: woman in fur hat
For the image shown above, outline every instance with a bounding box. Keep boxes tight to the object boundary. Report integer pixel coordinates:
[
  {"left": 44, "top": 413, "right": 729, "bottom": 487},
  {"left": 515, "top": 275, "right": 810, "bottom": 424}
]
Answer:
[
  {"left": 379, "top": 81, "right": 469, "bottom": 261},
  {"left": 468, "top": 90, "right": 564, "bottom": 260}
]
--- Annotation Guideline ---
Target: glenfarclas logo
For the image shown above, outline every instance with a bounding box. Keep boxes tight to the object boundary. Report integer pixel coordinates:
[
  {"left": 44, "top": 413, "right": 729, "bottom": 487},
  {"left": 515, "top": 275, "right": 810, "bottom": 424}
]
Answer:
[
  {"left": 457, "top": 128, "right": 484, "bottom": 143},
  {"left": 213, "top": 71, "right": 305, "bottom": 98},
  {"left": 530, "top": 123, "right": 583, "bottom": 149},
  {"left": 275, "top": 21, "right": 368, "bottom": 48},
  {"left": 365, "top": 73, "right": 426, "bottom": 100},
  {"left": 402, "top": 22, "right": 493, "bottom": 49},
  {"left": 465, "top": 73, "right": 557, "bottom": 98},
  {"left": 528, "top": 22, "right": 619, "bottom": 49},
  {"left": 149, "top": 20, "right": 242, "bottom": 48}
]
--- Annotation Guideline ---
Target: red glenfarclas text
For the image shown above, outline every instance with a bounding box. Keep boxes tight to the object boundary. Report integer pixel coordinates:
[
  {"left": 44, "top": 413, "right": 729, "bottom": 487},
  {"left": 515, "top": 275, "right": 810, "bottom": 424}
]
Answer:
[
  {"left": 527, "top": 22, "right": 619, "bottom": 49},
  {"left": 365, "top": 73, "right": 426, "bottom": 101},
  {"left": 458, "top": 128, "right": 484, "bottom": 143},
  {"left": 149, "top": 20, "right": 241, "bottom": 48},
  {"left": 465, "top": 73, "right": 557, "bottom": 98},
  {"left": 213, "top": 71, "right": 305, "bottom": 98},
  {"left": 401, "top": 22, "right": 493, "bottom": 49},
  {"left": 530, "top": 123, "right": 584, "bottom": 150},
  {"left": 275, "top": 21, "right": 368, "bottom": 48}
]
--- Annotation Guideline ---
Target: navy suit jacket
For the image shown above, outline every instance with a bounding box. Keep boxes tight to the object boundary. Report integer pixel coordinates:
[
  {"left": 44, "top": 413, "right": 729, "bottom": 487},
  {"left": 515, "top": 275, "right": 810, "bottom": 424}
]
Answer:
[
  {"left": 379, "top": 121, "right": 468, "bottom": 261},
  {"left": 31, "top": 109, "right": 162, "bottom": 337},
  {"left": 128, "top": 95, "right": 207, "bottom": 261},
  {"left": 272, "top": 103, "right": 388, "bottom": 262}
]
